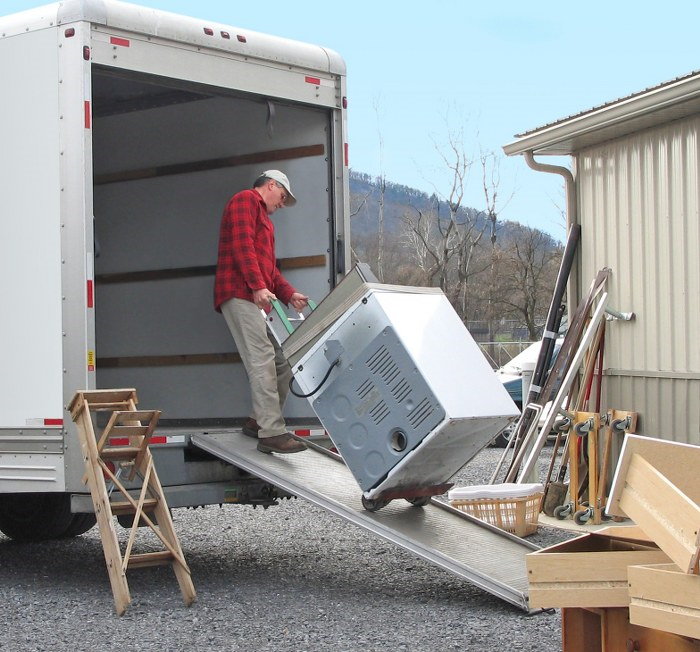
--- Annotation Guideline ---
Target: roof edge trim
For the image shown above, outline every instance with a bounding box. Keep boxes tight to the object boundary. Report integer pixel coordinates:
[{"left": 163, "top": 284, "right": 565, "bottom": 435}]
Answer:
[{"left": 504, "top": 73, "right": 700, "bottom": 157}]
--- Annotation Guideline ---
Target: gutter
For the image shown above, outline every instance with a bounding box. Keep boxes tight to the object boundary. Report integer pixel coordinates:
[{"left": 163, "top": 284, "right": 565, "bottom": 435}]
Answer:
[{"left": 522, "top": 150, "right": 580, "bottom": 320}]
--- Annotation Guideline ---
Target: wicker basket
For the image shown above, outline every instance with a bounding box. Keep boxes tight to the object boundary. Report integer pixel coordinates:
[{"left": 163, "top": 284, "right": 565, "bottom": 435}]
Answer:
[{"left": 449, "top": 485, "right": 542, "bottom": 537}]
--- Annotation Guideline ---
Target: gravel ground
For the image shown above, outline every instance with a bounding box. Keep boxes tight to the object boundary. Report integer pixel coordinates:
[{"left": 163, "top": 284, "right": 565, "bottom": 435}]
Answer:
[{"left": 0, "top": 446, "right": 575, "bottom": 652}]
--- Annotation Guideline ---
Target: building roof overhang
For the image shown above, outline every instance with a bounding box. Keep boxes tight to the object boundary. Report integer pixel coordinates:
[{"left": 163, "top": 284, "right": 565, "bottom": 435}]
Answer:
[{"left": 503, "top": 70, "right": 700, "bottom": 156}]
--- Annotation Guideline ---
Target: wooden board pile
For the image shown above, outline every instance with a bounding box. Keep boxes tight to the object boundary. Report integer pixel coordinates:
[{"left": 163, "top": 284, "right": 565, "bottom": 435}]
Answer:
[{"left": 527, "top": 434, "right": 700, "bottom": 651}]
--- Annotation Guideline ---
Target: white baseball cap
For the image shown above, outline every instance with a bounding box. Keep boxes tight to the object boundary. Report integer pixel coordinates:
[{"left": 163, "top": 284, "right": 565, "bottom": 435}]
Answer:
[{"left": 261, "top": 169, "right": 297, "bottom": 206}]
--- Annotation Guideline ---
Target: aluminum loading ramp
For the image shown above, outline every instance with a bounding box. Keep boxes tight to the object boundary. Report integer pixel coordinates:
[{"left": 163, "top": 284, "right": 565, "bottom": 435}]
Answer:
[{"left": 192, "top": 432, "right": 538, "bottom": 611}]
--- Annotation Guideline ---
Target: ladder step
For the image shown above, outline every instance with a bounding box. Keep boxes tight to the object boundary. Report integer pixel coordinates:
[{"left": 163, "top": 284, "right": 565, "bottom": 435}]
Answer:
[
  {"left": 110, "top": 498, "right": 159, "bottom": 515},
  {"left": 107, "top": 425, "right": 152, "bottom": 437},
  {"left": 102, "top": 446, "right": 141, "bottom": 460},
  {"left": 80, "top": 389, "right": 138, "bottom": 403},
  {"left": 127, "top": 551, "right": 175, "bottom": 569},
  {"left": 112, "top": 410, "right": 160, "bottom": 424},
  {"left": 87, "top": 401, "right": 133, "bottom": 411}
]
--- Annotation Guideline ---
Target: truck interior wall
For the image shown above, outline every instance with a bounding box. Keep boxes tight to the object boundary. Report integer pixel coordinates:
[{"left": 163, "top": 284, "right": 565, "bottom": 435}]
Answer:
[{"left": 91, "top": 69, "right": 333, "bottom": 422}]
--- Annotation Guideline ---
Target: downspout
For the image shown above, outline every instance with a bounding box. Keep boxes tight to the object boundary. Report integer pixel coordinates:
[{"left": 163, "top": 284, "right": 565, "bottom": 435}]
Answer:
[{"left": 522, "top": 150, "right": 579, "bottom": 320}]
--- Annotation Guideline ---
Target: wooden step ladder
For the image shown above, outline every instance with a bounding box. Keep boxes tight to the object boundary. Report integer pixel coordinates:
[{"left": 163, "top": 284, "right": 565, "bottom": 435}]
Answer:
[{"left": 69, "top": 389, "right": 196, "bottom": 615}]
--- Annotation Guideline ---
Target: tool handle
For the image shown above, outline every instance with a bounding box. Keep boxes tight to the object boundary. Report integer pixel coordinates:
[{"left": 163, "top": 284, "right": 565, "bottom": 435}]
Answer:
[{"left": 270, "top": 298, "right": 318, "bottom": 335}]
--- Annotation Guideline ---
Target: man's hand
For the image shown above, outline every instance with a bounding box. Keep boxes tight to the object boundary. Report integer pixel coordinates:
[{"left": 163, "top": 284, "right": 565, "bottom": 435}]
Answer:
[
  {"left": 253, "top": 288, "right": 277, "bottom": 310},
  {"left": 289, "top": 292, "right": 309, "bottom": 312}
]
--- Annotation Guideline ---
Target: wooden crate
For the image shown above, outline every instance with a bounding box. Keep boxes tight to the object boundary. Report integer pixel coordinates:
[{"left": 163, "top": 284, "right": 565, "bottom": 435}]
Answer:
[
  {"left": 563, "top": 607, "right": 700, "bottom": 652},
  {"left": 526, "top": 532, "right": 670, "bottom": 608},
  {"left": 607, "top": 435, "right": 700, "bottom": 573},
  {"left": 629, "top": 563, "right": 700, "bottom": 640}
]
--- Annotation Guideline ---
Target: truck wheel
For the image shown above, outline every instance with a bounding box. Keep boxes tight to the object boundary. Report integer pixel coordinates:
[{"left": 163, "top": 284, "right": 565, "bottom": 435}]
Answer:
[
  {"left": 0, "top": 493, "right": 75, "bottom": 541},
  {"left": 61, "top": 513, "right": 97, "bottom": 538}
]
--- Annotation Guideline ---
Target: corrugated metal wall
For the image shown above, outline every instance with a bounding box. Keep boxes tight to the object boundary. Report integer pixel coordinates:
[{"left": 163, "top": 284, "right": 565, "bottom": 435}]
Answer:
[{"left": 577, "top": 115, "right": 700, "bottom": 443}]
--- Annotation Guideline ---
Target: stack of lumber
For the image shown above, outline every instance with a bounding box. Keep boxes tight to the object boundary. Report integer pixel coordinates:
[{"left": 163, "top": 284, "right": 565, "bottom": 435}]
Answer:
[{"left": 527, "top": 434, "right": 700, "bottom": 651}]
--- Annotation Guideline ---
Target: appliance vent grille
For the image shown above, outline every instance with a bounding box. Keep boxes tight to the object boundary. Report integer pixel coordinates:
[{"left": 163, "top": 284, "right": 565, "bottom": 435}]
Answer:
[
  {"left": 369, "top": 400, "right": 390, "bottom": 425},
  {"left": 391, "top": 378, "right": 412, "bottom": 403},
  {"left": 356, "top": 378, "right": 375, "bottom": 400},
  {"left": 408, "top": 398, "right": 435, "bottom": 429},
  {"left": 366, "top": 345, "right": 400, "bottom": 386}
]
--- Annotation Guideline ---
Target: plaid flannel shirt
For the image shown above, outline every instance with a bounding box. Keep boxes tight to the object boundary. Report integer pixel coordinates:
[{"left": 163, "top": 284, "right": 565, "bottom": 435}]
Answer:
[{"left": 214, "top": 189, "right": 295, "bottom": 312}]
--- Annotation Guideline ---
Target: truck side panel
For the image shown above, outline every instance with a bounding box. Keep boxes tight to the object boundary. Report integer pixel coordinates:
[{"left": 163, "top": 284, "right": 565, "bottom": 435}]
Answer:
[{"left": 0, "top": 28, "right": 63, "bottom": 428}]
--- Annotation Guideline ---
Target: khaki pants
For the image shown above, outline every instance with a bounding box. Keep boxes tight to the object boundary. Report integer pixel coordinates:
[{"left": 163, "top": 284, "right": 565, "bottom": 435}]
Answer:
[{"left": 221, "top": 298, "right": 292, "bottom": 438}]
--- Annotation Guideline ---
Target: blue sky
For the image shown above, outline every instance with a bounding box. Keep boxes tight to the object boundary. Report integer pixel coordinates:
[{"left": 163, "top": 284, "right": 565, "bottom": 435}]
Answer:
[{"left": 3, "top": 1, "right": 699, "bottom": 240}]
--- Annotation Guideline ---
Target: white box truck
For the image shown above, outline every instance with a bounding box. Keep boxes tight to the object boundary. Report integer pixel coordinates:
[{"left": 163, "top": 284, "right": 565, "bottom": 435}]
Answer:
[{"left": 0, "top": 0, "right": 349, "bottom": 539}]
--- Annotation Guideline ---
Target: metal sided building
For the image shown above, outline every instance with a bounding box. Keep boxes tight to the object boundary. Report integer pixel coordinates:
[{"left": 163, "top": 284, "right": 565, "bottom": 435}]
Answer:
[{"left": 504, "top": 71, "right": 700, "bottom": 445}]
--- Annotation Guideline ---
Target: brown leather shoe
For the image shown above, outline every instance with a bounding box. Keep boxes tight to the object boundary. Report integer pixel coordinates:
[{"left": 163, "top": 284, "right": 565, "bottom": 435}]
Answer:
[
  {"left": 242, "top": 418, "right": 260, "bottom": 439},
  {"left": 257, "top": 433, "right": 307, "bottom": 454}
]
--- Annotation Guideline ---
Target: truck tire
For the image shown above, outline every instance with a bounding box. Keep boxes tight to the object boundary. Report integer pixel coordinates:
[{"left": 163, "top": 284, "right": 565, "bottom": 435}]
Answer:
[
  {"left": 61, "top": 512, "right": 97, "bottom": 538},
  {"left": 0, "top": 492, "right": 75, "bottom": 541}
]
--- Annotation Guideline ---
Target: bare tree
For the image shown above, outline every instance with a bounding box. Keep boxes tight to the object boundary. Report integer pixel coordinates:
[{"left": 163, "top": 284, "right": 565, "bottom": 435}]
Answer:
[
  {"left": 349, "top": 185, "right": 370, "bottom": 267},
  {"left": 399, "top": 132, "right": 490, "bottom": 318},
  {"left": 494, "top": 224, "right": 563, "bottom": 339}
]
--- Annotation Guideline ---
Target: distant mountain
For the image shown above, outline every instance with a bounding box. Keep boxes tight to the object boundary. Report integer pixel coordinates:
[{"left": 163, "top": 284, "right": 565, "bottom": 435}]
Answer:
[{"left": 349, "top": 169, "right": 488, "bottom": 239}]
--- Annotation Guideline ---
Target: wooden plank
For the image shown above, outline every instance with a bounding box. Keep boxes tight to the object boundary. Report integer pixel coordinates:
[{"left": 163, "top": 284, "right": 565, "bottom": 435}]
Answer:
[
  {"left": 619, "top": 453, "right": 700, "bottom": 573},
  {"left": 530, "top": 583, "right": 631, "bottom": 609},
  {"left": 528, "top": 548, "right": 669, "bottom": 583},
  {"left": 113, "top": 410, "right": 160, "bottom": 423},
  {"left": 72, "top": 399, "right": 132, "bottom": 615},
  {"left": 629, "top": 563, "right": 700, "bottom": 640},
  {"left": 101, "top": 446, "right": 141, "bottom": 460},
  {"left": 95, "top": 254, "right": 327, "bottom": 285},
  {"left": 109, "top": 498, "right": 158, "bottom": 516},
  {"left": 69, "top": 389, "right": 137, "bottom": 415},
  {"left": 596, "top": 525, "right": 654, "bottom": 542},
  {"left": 94, "top": 144, "right": 325, "bottom": 185},
  {"left": 144, "top": 451, "right": 196, "bottom": 605},
  {"left": 527, "top": 533, "right": 670, "bottom": 608},
  {"left": 127, "top": 551, "right": 175, "bottom": 569},
  {"left": 608, "top": 434, "right": 700, "bottom": 517},
  {"left": 279, "top": 254, "right": 327, "bottom": 270},
  {"left": 562, "top": 608, "right": 602, "bottom": 652},
  {"left": 603, "top": 606, "right": 700, "bottom": 652},
  {"left": 97, "top": 352, "right": 242, "bottom": 369},
  {"left": 107, "top": 425, "right": 151, "bottom": 437}
]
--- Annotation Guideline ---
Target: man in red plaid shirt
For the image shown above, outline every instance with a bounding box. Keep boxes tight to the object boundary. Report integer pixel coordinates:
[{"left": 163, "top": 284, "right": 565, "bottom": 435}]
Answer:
[{"left": 215, "top": 170, "right": 308, "bottom": 454}]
